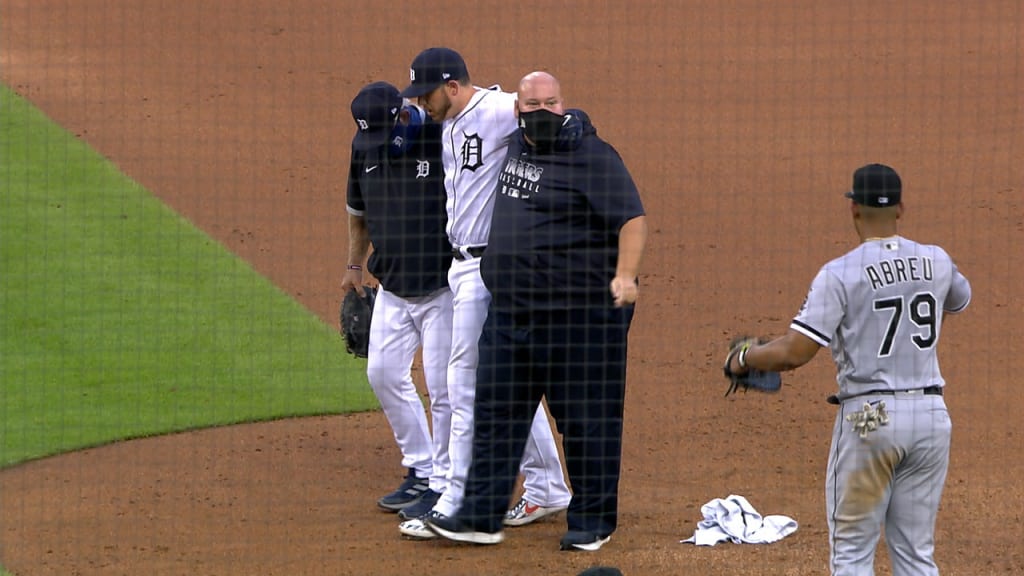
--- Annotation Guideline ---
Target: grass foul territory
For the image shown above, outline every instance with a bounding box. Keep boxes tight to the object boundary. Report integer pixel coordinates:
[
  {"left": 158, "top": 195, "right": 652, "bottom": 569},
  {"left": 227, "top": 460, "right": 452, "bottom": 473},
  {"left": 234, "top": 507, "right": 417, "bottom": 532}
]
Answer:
[{"left": 0, "top": 85, "right": 377, "bottom": 469}]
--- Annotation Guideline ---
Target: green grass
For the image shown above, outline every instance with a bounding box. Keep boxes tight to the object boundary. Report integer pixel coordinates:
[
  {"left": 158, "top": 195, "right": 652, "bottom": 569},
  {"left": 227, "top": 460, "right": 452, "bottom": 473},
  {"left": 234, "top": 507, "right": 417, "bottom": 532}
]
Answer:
[{"left": 0, "top": 84, "right": 378, "bottom": 472}]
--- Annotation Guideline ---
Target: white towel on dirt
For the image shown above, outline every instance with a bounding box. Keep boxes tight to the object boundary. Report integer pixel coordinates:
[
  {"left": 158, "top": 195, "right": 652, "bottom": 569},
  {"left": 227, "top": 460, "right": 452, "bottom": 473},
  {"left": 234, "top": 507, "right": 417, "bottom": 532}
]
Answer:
[{"left": 680, "top": 494, "right": 798, "bottom": 546}]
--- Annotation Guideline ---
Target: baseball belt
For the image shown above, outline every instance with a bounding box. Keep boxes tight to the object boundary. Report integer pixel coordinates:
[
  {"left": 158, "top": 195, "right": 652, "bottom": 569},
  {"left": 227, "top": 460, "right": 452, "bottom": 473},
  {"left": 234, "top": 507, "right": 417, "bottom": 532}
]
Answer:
[
  {"left": 452, "top": 246, "right": 486, "bottom": 260},
  {"left": 827, "top": 386, "right": 943, "bottom": 405}
]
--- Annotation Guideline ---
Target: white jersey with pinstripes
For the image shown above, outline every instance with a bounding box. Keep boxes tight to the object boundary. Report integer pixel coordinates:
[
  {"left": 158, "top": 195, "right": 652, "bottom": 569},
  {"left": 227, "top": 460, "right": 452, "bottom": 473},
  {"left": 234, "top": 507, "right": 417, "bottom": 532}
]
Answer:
[
  {"left": 791, "top": 235, "right": 971, "bottom": 401},
  {"left": 441, "top": 86, "right": 518, "bottom": 248}
]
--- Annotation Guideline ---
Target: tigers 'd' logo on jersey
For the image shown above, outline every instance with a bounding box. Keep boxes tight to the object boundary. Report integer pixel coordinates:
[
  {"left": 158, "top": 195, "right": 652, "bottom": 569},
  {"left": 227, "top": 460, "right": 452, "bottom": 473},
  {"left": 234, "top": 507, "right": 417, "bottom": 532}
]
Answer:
[{"left": 460, "top": 133, "right": 484, "bottom": 172}]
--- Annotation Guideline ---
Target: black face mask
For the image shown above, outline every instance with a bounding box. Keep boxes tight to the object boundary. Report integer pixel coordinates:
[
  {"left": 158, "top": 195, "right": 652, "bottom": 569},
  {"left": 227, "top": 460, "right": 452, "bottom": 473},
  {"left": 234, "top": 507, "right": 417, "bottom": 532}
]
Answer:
[{"left": 518, "top": 109, "right": 565, "bottom": 151}]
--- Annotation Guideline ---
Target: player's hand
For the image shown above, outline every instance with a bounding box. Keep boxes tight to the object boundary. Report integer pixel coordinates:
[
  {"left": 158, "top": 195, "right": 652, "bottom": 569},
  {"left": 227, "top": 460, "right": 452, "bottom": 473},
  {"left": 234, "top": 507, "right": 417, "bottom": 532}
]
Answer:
[
  {"left": 610, "top": 276, "right": 638, "bottom": 307},
  {"left": 726, "top": 349, "right": 750, "bottom": 375},
  {"left": 340, "top": 268, "right": 363, "bottom": 295}
]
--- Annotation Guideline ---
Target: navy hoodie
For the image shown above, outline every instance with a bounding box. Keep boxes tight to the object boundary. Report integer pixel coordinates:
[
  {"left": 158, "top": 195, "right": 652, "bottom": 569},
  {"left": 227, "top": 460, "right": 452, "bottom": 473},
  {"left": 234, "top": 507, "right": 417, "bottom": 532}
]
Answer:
[{"left": 480, "top": 109, "right": 645, "bottom": 310}]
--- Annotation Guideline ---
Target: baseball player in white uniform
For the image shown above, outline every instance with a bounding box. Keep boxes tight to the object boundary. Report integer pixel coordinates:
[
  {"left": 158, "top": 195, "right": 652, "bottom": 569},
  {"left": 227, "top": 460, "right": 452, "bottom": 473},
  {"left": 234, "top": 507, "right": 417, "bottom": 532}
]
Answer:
[
  {"left": 725, "top": 164, "right": 971, "bottom": 576},
  {"left": 395, "top": 47, "right": 572, "bottom": 539}
]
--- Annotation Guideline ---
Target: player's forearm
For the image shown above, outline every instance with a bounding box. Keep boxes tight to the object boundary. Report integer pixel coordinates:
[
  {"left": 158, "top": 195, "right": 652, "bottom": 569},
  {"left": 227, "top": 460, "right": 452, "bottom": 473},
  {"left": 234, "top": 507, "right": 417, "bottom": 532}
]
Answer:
[
  {"left": 615, "top": 215, "right": 648, "bottom": 281},
  {"left": 347, "top": 214, "right": 371, "bottom": 266},
  {"left": 743, "top": 330, "right": 819, "bottom": 373},
  {"left": 745, "top": 343, "right": 801, "bottom": 372}
]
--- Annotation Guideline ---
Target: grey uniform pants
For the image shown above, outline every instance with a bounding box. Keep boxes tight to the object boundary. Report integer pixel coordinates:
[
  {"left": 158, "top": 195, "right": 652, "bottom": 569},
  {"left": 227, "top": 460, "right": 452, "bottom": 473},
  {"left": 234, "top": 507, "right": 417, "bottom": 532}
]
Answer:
[{"left": 826, "top": 392, "right": 951, "bottom": 576}]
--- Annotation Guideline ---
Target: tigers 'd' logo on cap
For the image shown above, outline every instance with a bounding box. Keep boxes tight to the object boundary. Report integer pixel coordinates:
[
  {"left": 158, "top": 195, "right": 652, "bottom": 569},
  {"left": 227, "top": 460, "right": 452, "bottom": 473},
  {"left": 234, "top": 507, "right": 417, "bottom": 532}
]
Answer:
[{"left": 410, "top": 69, "right": 415, "bottom": 82}]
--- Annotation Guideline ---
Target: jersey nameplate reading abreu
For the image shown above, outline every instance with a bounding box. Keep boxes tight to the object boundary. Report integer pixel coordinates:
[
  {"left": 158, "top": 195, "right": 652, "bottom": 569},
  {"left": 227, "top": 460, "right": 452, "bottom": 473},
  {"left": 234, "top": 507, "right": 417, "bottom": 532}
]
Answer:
[{"left": 864, "top": 256, "right": 933, "bottom": 291}]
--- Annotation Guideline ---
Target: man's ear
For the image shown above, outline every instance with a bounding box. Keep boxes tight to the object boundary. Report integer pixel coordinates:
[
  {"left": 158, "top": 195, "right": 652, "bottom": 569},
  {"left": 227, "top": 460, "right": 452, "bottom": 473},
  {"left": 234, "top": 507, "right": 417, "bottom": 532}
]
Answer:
[{"left": 514, "top": 100, "right": 519, "bottom": 119}]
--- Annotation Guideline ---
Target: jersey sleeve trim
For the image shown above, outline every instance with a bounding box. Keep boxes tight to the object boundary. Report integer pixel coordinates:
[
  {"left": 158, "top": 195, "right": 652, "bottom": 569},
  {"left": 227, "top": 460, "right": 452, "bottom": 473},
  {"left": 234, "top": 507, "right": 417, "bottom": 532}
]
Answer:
[
  {"left": 791, "top": 320, "right": 831, "bottom": 346},
  {"left": 346, "top": 205, "right": 364, "bottom": 217},
  {"left": 943, "top": 269, "right": 972, "bottom": 314},
  {"left": 944, "top": 295, "right": 971, "bottom": 314}
]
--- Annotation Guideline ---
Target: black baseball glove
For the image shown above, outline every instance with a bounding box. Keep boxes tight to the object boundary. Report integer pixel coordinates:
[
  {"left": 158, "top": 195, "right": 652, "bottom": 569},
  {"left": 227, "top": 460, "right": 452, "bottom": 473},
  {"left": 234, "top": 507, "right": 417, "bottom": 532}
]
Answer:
[
  {"left": 722, "top": 336, "right": 782, "bottom": 396},
  {"left": 340, "top": 286, "right": 376, "bottom": 358}
]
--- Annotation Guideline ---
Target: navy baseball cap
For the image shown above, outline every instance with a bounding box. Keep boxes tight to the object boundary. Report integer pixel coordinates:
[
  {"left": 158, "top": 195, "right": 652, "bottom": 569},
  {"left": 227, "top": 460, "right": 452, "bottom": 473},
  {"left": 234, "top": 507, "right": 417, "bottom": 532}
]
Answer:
[
  {"left": 845, "top": 163, "right": 902, "bottom": 207},
  {"left": 400, "top": 47, "right": 469, "bottom": 98},
  {"left": 350, "top": 81, "right": 402, "bottom": 151}
]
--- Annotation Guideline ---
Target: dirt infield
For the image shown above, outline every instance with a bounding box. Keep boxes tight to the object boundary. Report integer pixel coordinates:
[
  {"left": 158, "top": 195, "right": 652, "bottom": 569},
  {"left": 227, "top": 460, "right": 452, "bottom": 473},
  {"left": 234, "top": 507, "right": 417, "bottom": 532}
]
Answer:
[{"left": 2, "top": 1, "right": 1022, "bottom": 574}]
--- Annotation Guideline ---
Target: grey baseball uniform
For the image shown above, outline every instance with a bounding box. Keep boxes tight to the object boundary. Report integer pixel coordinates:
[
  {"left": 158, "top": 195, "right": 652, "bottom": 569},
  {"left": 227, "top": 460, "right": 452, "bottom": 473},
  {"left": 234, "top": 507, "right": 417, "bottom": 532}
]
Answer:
[{"left": 792, "top": 235, "right": 971, "bottom": 575}]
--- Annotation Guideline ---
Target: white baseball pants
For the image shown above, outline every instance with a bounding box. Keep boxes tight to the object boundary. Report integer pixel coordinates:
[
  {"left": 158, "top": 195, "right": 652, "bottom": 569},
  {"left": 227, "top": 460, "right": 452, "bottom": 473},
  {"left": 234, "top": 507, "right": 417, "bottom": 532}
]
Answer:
[{"left": 366, "top": 286, "right": 453, "bottom": 492}]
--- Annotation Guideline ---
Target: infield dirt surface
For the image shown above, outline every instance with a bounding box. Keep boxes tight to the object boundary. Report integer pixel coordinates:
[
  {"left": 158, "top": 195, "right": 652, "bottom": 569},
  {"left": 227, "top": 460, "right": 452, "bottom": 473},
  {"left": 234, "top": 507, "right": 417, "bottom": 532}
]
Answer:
[{"left": 2, "top": 1, "right": 1022, "bottom": 575}]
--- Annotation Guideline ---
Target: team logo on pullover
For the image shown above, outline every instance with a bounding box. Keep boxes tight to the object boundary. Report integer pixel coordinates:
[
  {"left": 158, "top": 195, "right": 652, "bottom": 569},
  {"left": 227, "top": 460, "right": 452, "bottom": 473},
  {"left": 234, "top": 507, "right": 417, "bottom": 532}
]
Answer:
[
  {"left": 499, "top": 157, "right": 543, "bottom": 199},
  {"left": 415, "top": 160, "right": 431, "bottom": 179}
]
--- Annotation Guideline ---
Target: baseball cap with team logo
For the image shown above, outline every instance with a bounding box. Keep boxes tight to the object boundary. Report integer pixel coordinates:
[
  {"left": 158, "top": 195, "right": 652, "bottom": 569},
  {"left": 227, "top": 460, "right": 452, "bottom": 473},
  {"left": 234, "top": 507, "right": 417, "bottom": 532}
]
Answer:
[
  {"left": 845, "top": 163, "right": 902, "bottom": 207},
  {"left": 400, "top": 47, "right": 469, "bottom": 98},
  {"left": 350, "top": 81, "right": 402, "bottom": 152}
]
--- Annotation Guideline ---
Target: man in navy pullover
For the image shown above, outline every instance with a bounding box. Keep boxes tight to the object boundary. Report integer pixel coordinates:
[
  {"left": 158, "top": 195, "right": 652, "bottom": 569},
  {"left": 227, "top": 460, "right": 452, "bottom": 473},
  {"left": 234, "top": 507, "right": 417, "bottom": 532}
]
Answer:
[{"left": 427, "top": 71, "right": 648, "bottom": 552}]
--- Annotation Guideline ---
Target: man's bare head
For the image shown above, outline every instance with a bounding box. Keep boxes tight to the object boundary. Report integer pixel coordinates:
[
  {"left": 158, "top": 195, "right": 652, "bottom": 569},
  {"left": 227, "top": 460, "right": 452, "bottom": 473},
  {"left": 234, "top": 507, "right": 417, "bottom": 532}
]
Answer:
[{"left": 517, "top": 71, "right": 564, "bottom": 115}]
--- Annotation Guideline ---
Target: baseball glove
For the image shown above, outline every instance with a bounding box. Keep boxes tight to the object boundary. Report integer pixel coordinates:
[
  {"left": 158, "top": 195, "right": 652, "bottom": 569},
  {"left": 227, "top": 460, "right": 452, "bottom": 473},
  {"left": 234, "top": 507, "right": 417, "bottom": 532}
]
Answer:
[
  {"left": 722, "top": 336, "right": 782, "bottom": 396},
  {"left": 340, "top": 286, "right": 376, "bottom": 358}
]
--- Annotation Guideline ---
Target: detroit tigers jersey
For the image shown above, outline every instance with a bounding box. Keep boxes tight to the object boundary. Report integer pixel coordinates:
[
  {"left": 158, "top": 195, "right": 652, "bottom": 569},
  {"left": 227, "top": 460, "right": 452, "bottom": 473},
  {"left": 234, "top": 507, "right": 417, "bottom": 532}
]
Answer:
[
  {"left": 791, "top": 235, "right": 971, "bottom": 400},
  {"left": 441, "top": 86, "right": 518, "bottom": 248}
]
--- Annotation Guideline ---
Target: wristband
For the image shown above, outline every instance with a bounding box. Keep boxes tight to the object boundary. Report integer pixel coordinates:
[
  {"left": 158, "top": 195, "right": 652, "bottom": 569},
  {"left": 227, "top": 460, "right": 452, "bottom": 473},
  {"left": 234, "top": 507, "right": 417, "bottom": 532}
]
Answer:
[{"left": 346, "top": 264, "right": 363, "bottom": 271}]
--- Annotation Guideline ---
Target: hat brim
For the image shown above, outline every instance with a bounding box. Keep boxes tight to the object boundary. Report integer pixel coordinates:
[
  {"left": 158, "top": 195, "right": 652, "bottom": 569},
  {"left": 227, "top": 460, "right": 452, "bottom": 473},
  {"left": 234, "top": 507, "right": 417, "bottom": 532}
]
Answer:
[
  {"left": 400, "top": 82, "right": 443, "bottom": 99},
  {"left": 352, "top": 129, "right": 390, "bottom": 152}
]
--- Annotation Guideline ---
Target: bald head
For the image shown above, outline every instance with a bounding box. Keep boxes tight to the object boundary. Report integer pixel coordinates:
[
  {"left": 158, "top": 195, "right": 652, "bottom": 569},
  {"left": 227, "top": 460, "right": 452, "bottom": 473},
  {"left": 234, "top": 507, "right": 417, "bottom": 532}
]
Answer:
[
  {"left": 518, "top": 71, "right": 559, "bottom": 94},
  {"left": 517, "top": 71, "right": 564, "bottom": 114}
]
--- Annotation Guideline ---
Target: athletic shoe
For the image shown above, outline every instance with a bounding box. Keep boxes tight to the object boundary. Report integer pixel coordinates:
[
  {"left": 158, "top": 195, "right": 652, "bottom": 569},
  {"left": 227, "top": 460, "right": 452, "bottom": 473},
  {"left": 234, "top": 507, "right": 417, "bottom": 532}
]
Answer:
[
  {"left": 425, "top": 512, "right": 504, "bottom": 545},
  {"left": 560, "top": 531, "right": 611, "bottom": 552},
  {"left": 398, "top": 488, "right": 443, "bottom": 521},
  {"left": 503, "top": 497, "right": 568, "bottom": 527},
  {"left": 399, "top": 512, "right": 440, "bottom": 540},
  {"left": 377, "top": 468, "right": 429, "bottom": 511}
]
